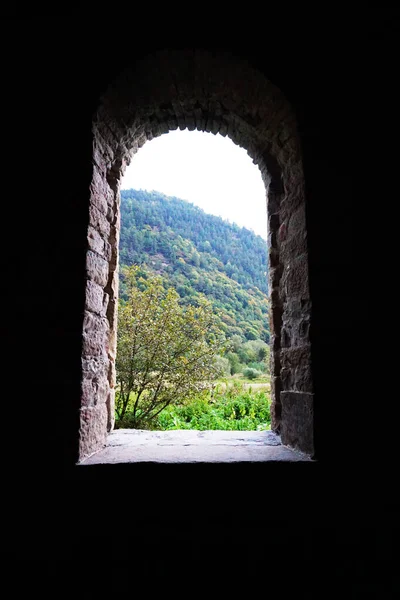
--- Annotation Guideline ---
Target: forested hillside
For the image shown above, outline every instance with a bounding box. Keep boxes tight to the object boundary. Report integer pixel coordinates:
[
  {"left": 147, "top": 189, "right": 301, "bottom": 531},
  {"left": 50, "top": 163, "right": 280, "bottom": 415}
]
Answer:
[{"left": 119, "top": 189, "right": 270, "bottom": 346}]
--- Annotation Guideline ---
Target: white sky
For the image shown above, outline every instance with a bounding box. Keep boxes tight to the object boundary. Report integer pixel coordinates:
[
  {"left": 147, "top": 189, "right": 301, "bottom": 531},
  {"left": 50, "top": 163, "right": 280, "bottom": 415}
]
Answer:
[{"left": 121, "top": 130, "right": 268, "bottom": 240}]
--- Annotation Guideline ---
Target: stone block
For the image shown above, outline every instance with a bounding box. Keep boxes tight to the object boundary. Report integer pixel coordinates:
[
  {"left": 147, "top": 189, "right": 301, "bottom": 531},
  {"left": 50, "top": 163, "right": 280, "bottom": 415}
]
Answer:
[
  {"left": 90, "top": 177, "right": 108, "bottom": 216},
  {"left": 85, "top": 279, "right": 106, "bottom": 315},
  {"left": 81, "top": 371, "right": 109, "bottom": 407},
  {"left": 79, "top": 404, "right": 109, "bottom": 460},
  {"left": 280, "top": 366, "right": 294, "bottom": 391},
  {"left": 294, "top": 366, "right": 313, "bottom": 393},
  {"left": 280, "top": 230, "right": 308, "bottom": 263},
  {"left": 287, "top": 204, "right": 306, "bottom": 238},
  {"left": 281, "top": 254, "right": 309, "bottom": 298},
  {"left": 269, "top": 264, "right": 283, "bottom": 289},
  {"left": 86, "top": 251, "right": 109, "bottom": 288},
  {"left": 89, "top": 204, "right": 111, "bottom": 238},
  {"left": 82, "top": 311, "right": 109, "bottom": 358},
  {"left": 281, "top": 345, "right": 312, "bottom": 369},
  {"left": 87, "top": 226, "right": 104, "bottom": 256},
  {"left": 82, "top": 356, "right": 109, "bottom": 380},
  {"left": 280, "top": 391, "right": 314, "bottom": 455}
]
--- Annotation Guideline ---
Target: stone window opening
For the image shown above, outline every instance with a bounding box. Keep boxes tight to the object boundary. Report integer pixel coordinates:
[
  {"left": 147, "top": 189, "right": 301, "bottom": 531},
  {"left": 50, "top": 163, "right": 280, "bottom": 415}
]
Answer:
[{"left": 79, "top": 49, "right": 314, "bottom": 464}]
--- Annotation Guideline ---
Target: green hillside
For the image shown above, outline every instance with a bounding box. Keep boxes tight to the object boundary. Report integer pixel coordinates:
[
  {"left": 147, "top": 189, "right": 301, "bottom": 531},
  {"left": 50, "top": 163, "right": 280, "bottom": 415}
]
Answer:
[{"left": 119, "top": 188, "right": 270, "bottom": 350}]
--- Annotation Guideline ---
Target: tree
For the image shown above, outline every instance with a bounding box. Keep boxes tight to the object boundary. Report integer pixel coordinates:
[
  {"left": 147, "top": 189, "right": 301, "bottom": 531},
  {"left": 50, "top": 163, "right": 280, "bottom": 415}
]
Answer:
[
  {"left": 213, "top": 355, "right": 231, "bottom": 377},
  {"left": 243, "top": 367, "right": 261, "bottom": 380},
  {"left": 116, "top": 266, "right": 226, "bottom": 428}
]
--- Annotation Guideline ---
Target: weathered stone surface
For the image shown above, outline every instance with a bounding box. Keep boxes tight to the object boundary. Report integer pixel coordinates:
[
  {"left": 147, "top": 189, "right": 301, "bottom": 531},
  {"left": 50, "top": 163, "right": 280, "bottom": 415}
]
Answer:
[
  {"left": 87, "top": 225, "right": 104, "bottom": 256},
  {"left": 270, "top": 303, "right": 282, "bottom": 336},
  {"left": 270, "top": 334, "right": 281, "bottom": 353},
  {"left": 270, "top": 400, "right": 282, "bottom": 432},
  {"left": 269, "top": 264, "right": 283, "bottom": 288},
  {"left": 102, "top": 291, "right": 110, "bottom": 316},
  {"left": 82, "top": 311, "right": 109, "bottom": 358},
  {"left": 294, "top": 366, "right": 313, "bottom": 393},
  {"left": 79, "top": 404, "right": 108, "bottom": 460},
  {"left": 103, "top": 240, "right": 112, "bottom": 261},
  {"left": 270, "top": 349, "right": 281, "bottom": 374},
  {"left": 108, "top": 359, "right": 116, "bottom": 387},
  {"left": 280, "top": 391, "right": 314, "bottom": 455},
  {"left": 280, "top": 230, "right": 308, "bottom": 262},
  {"left": 280, "top": 183, "right": 305, "bottom": 217},
  {"left": 269, "top": 247, "right": 280, "bottom": 268},
  {"left": 85, "top": 280, "right": 106, "bottom": 315},
  {"left": 79, "top": 49, "right": 313, "bottom": 462},
  {"left": 270, "top": 287, "right": 281, "bottom": 308},
  {"left": 86, "top": 250, "right": 109, "bottom": 287},
  {"left": 82, "top": 356, "right": 109, "bottom": 380},
  {"left": 267, "top": 189, "right": 281, "bottom": 214},
  {"left": 281, "top": 325, "right": 291, "bottom": 348},
  {"left": 281, "top": 254, "right": 309, "bottom": 298},
  {"left": 79, "top": 429, "right": 312, "bottom": 464},
  {"left": 106, "top": 388, "right": 115, "bottom": 432},
  {"left": 281, "top": 345, "right": 311, "bottom": 369},
  {"left": 90, "top": 190, "right": 108, "bottom": 217},
  {"left": 298, "top": 317, "right": 310, "bottom": 340},
  {"left": 268, "top": 212, "right": 280, "bottom": 232},
  {"left": 287, "top": 204, "right": 306, "bottom": 238},
  {"left": 270, "top": 375, "right": 282, "bottom": 435},
  {"left": 280, "top": 366, "right": 293, "bottom": 391},
  {"left": 81, "top": 373, "right": 109, "bottom": 407},
  {"left": 89, "top": 204, "right": 111, "bottom": 238},
  {"left": 106, "top": 297, "right": 118, "bottom": 345}
]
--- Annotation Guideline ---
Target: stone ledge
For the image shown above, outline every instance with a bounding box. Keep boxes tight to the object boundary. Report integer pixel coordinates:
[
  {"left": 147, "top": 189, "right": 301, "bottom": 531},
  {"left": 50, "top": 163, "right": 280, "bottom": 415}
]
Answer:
[{"left": 79, "top": 429, "right": 312, "bottom": 464}]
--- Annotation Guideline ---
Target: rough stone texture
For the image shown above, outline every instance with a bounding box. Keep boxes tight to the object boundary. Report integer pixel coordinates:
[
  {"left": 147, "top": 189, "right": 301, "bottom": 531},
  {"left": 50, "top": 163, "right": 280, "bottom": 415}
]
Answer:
[
  {"left": 82, "top": 311, "right": 109, "bottom": 360},
  {"left": 270, "top": 376, "right": 282, "bottom": 431},
  {"left": 78, "top": 49, "right": 314, "bottom": 461},
  {"left": 86, "top": 251, "right": 109, "bottom": 288},
  {"left": 280, "top": 392, "right": 314, "bottom": 456},
  {"left": 79, "top": 404, "right": 109, "bottom": 460},
  {"left": 85, "top": 280, "right": 107, "bottom": 316},
  {"left": 79, "top": 429, "right": 312, "bottom": 464}
]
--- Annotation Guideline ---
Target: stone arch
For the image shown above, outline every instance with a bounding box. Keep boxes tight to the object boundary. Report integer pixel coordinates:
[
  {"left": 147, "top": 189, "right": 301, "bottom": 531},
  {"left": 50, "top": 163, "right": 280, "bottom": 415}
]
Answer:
[{"left": 80, "top": 49, "right": 313, "bottom": 460}]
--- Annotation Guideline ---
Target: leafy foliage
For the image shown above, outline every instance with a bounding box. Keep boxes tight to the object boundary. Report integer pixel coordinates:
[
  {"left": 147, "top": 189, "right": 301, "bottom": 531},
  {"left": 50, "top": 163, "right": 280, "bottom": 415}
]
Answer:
[
  {"left": 243, "top": 367, "right": 261, "bottom": 380},
  {"left": 155, "top": 381, "right": 271, "bottom": 431},
  {"left": 119, "top": 189, "right": 270, "bottom": 343},
  {"left": 116, "top": 266, "right": 227, "bottom": 428}
]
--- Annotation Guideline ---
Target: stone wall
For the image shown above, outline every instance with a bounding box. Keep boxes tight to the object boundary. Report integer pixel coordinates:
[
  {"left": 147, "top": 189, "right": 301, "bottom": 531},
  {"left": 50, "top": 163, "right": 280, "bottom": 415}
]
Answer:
[{"left": 79, "top": 49, "right": 314, "bottom": 460}]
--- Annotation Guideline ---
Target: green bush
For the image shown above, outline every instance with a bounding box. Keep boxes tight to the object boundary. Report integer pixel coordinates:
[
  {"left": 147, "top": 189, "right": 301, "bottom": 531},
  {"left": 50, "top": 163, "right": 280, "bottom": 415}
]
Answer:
[
  {"left": 243, "top": 367, "right": 261, "bottom": 380},
  {"left": 247, "top": 361, "right": 268, "bottom": 373},
  {"left": 154, "top": 382, "right": 271, "bottom": 431}
]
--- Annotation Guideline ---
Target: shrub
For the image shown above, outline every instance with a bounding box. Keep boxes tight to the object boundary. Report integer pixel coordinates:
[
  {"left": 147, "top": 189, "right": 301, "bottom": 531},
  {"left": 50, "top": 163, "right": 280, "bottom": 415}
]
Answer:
[
  {"left": 243, "top": 367, "right": 261, "bottom": 380},
  {"left": 155, "top": 382, "right": 271, "bottom": 431}
]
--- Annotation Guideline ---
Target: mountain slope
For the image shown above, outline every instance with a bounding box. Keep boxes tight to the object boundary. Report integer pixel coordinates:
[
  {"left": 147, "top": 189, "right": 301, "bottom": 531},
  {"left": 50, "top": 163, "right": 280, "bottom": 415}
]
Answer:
[{"left": 119, "top": 189, "right": 270, "bottom": 342}]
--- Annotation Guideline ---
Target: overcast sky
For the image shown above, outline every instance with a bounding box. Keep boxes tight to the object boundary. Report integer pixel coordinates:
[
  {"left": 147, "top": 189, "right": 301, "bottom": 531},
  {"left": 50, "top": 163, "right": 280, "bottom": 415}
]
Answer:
[{"left": 121, "top": 129, "right": 268, "bottom": 240}]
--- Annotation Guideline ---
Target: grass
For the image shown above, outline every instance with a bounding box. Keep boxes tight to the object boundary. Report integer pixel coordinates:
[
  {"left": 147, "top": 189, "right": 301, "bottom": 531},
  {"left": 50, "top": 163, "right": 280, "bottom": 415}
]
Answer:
[{"left": 154, "top": 379, "right": 271, "bottom": 431}]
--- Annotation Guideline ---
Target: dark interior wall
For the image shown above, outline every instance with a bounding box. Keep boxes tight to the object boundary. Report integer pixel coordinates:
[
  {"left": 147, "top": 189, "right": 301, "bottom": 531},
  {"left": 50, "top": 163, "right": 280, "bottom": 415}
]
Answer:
[{"left": 1, "top": 13, "right": 398, "bottom": 573}]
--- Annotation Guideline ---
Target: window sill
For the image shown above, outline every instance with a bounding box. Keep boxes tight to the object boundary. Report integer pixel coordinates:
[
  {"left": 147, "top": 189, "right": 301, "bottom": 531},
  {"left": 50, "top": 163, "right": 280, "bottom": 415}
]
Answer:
[{"left": 79, "top": 429, "right": 312, "bottom": 464}]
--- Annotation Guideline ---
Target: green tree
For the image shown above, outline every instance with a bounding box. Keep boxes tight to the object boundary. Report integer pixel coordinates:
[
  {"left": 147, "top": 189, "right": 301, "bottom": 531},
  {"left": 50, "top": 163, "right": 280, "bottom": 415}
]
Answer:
[
  {"left": 225, "top": 351, "right": 243, "bottom": 375},
  {"left": 243, "top": 367, "right": 261, "bottom": 380},
  {"left": 213, "top": 355, "right": 231, "bottom": 377},
  {"left": 116, "top": 266, "right": 226, "bottom": 428}
]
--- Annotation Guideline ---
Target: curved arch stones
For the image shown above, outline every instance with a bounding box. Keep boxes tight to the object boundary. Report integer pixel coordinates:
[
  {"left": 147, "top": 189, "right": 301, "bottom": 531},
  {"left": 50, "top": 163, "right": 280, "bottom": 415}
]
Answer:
[{"left": 80, "top": 49, "right": 314, "bottom": 461}]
